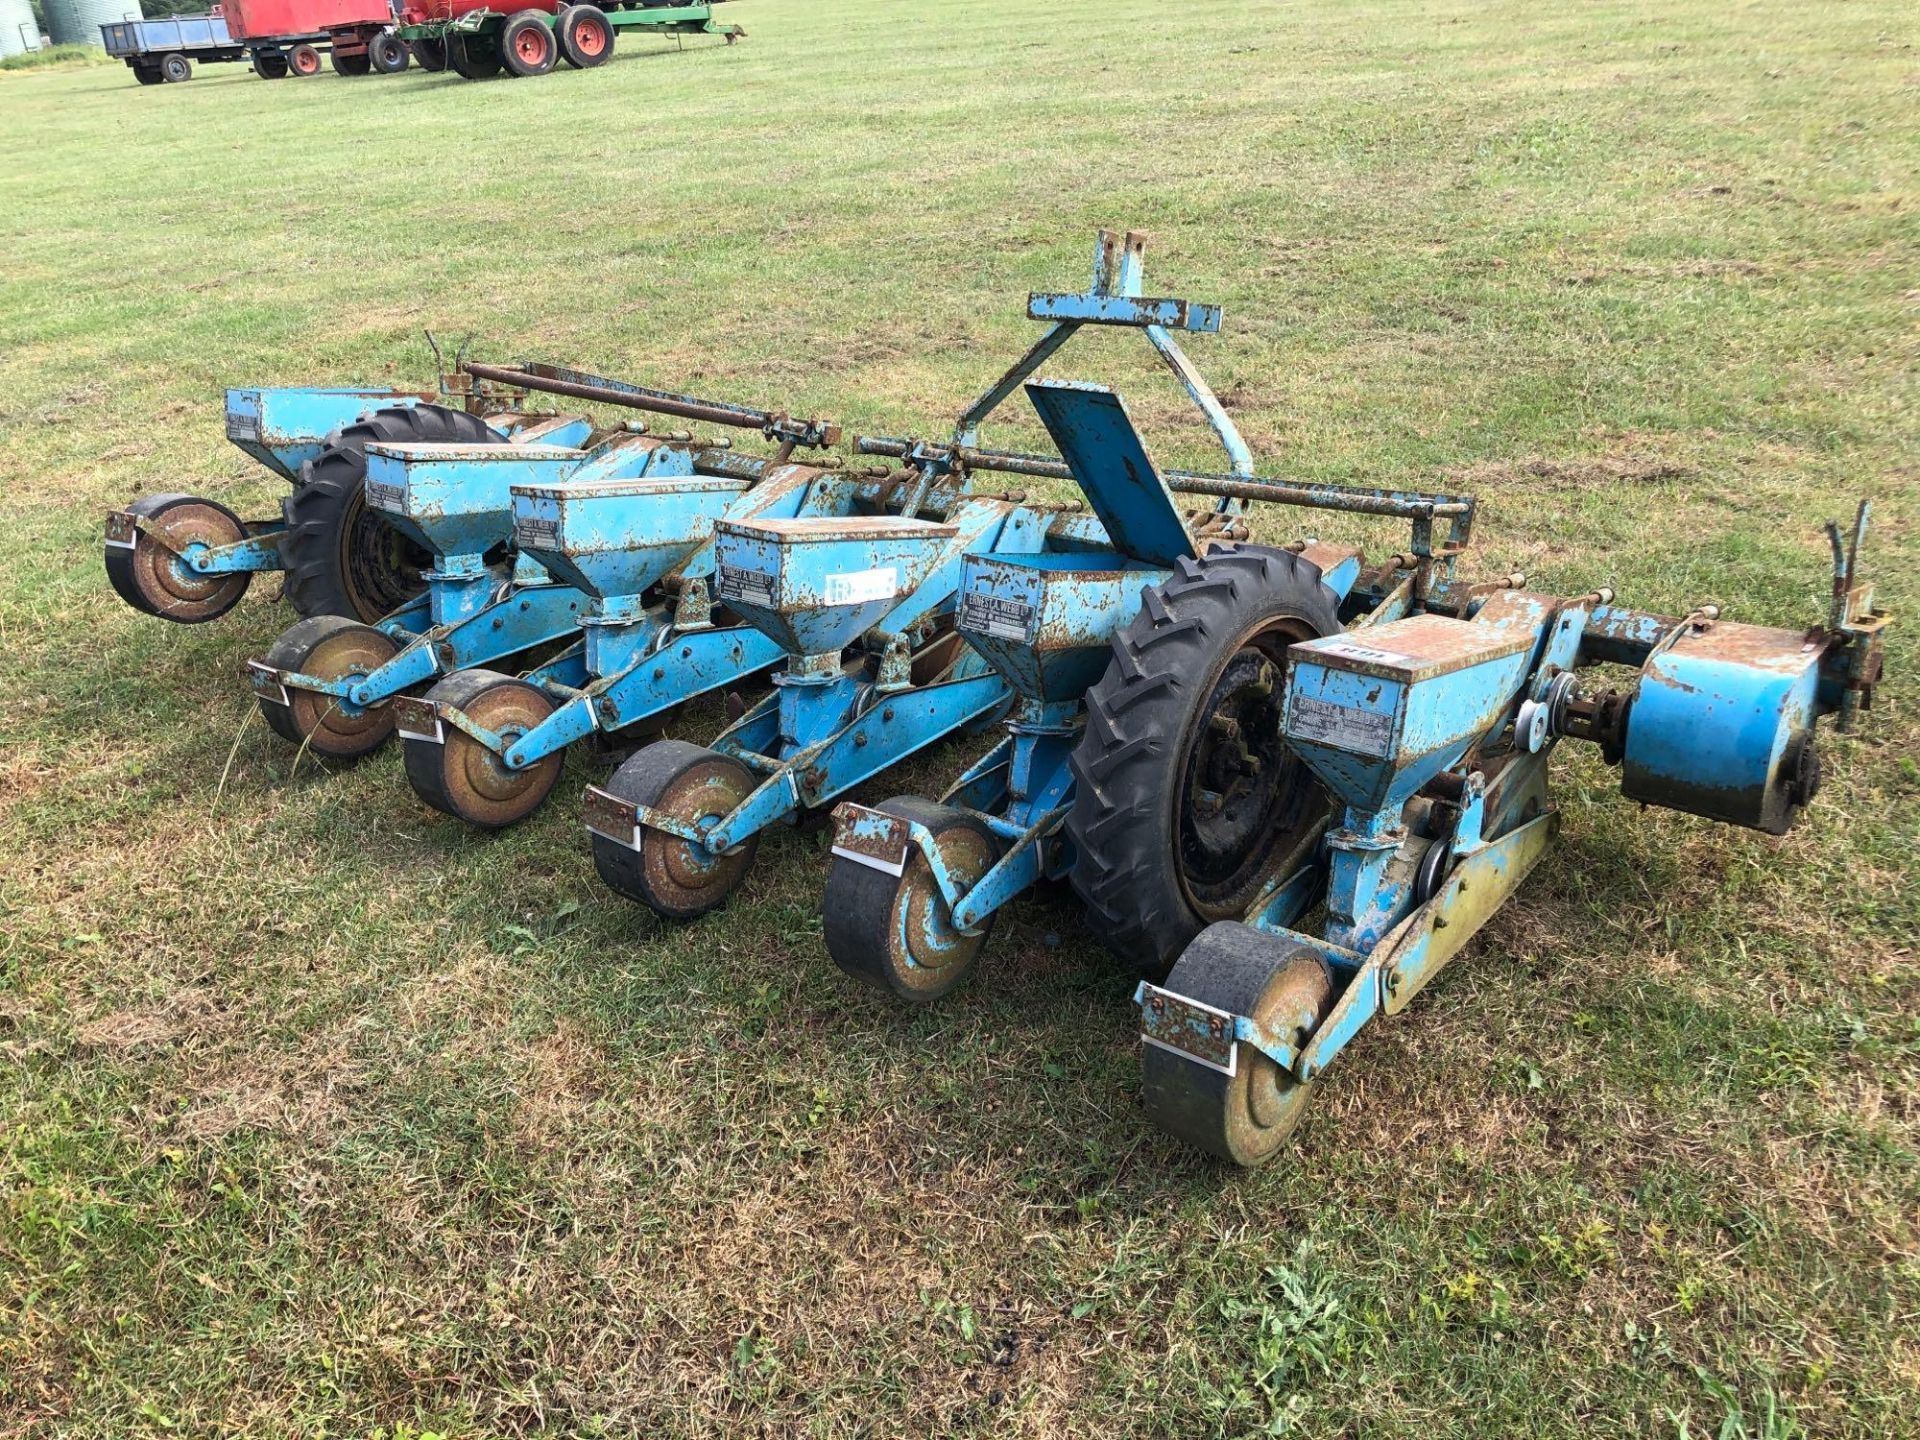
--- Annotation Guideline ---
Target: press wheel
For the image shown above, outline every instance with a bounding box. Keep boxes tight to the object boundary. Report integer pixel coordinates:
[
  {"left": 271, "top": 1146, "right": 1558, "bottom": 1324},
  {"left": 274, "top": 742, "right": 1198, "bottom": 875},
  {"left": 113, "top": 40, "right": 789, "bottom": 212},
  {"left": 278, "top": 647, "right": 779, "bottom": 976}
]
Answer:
[
  {"left": 105, "top": 493, "right": 251, "bottom": 623},
  {"left": 1141, "top": 923, "right": 1335, "bottom": 1167},
  {"left": 823, "top": 798, "right": 1001, "bottom": 1003},
  {"left": 593, "top": 740, "right": 760, "bottom": 919},
  {"left": 404, "top": 669, "right": 561, "bottom": 828},
  {"left": 258, "top": 615, "right": 401, "bottom": 758}
]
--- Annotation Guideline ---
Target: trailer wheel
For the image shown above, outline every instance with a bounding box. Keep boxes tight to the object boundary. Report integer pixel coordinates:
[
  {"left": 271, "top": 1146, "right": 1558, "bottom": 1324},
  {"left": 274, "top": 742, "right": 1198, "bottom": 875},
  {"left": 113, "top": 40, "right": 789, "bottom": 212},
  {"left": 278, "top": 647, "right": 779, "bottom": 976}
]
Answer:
[
  {"left": 255, "top": 51, "right": 290, "bottom": 78},
  {"left": 331, "top": 48, "right": 371, "bottom": 76},
  {"left": 447, "top": 32, "right": 502, "bottom": 79},
  {"left": 500, "top": 11, "right": 556, "bottom": 76},
  {"left": 160, "top": 52, "right": 191, "bottom": 82},
  {"left": 369, "top": 33, "right": 409, "bottom": 72},
  {"left": 412, "top": 35, "right": 447, "bottom": 70},
  {"left": 557, "top": 4, "right": 612, "bottom": 68},
  {"left": 1065, "top": 544, "right": 1342, "bottom": 979},
  {"left": 288, "top": 43, "right": 321, "bottom": 75},
  {"left": 281, "top": 402, "right": 502, "bottom": 624}
]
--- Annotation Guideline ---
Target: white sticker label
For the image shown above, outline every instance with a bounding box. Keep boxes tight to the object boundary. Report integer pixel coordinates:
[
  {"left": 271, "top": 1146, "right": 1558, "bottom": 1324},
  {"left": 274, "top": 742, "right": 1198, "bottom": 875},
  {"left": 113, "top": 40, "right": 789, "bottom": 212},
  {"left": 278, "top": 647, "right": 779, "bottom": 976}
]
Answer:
[
  {"left": 1290, "top": 694, "right": 1394, "bottom": 757},
  {"left": 1317, "top": 639, "right": 1408, "bottom": 666},
  {"left": 823, "top": 567, "right": 898, "bottom": 607}
]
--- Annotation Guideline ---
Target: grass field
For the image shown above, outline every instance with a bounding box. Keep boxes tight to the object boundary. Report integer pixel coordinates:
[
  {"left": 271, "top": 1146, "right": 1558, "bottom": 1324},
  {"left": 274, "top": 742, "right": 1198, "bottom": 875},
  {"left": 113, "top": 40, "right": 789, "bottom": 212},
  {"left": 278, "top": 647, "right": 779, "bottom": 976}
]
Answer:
[{"left": 2, "top": 0, "right": 1916, "bottom": 1434}]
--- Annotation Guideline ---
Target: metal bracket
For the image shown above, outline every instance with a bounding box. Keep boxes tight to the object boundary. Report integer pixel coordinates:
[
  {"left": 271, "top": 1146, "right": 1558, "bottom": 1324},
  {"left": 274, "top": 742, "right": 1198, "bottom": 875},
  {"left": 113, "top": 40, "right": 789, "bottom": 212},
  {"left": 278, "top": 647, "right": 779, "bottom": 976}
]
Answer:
[
  {"left": 1134, "top": 982, "right": 1301, "bottom": 1077},
  {"left": 391, "top": 695, "right": 444, "bottom": 745}
]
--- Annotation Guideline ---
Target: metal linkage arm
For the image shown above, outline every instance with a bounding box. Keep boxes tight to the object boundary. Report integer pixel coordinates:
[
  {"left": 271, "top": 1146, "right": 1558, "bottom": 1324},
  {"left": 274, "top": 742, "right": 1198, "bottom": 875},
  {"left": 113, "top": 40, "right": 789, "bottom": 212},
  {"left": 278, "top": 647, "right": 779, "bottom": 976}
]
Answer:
[
  {"left": 461, "top": 360, "right": 842, "bottom": 450},
  {"left": 950, "top": 229, "right": 1254, "bottom": 476}
]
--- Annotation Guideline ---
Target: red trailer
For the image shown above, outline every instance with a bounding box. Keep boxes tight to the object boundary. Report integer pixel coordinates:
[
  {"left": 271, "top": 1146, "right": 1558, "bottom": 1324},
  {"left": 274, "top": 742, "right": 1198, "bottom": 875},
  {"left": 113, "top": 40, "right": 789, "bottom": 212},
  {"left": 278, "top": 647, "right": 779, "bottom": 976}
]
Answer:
[{"left": 222, "top": 0, "right": 412, "bottom": 74}]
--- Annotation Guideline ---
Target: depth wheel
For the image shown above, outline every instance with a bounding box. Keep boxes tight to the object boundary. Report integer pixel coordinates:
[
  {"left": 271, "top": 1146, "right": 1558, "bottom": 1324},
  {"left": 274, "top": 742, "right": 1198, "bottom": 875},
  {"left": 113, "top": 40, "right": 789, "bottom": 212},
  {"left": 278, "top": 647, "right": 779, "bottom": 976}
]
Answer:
[
  {"left": 288, "top": 43, "right": 321, "bottom": 76},
  {"left": 448, "top": 32, "right": 503, "bottom": 79},
  {"left": 369, "top": 32, "right": 409, "bottom": 72},
  {"left": 557, "top": 3, "right": 612, "bottom": 67},
  {"left": 593, "top": 740, "right": 759, "bottom": 919},
  {"left": 411, "top": 35, "right": 447, "bottom": 70},
  {"left": 404, "top": 669, "right": 560, "bottom": 828},
  {"left": 500, "top": 10, "right": 556, "bottom": 76},
  {"left": 105, "top": 493, "right": 251, "bottom": 623},
  {"left": 258, "top": 615, "right": 401, "bottom": 759},
  {"left": 282, "top": 402, "right": 500, "bottom": 623},
  {"left": 824, "top": 797, "right": 1001, "bottom": 1004},
  {"left": 1067, "top": 545, "right": 1342, "bottom": 979},
  {"left": 1141, "top": 924, "right": 1334, "bottom": 1167}
]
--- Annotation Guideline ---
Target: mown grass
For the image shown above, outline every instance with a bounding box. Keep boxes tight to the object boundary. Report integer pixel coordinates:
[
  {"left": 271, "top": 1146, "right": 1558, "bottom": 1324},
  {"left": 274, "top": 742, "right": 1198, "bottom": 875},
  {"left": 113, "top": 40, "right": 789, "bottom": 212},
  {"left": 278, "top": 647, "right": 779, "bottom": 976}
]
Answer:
[
  {"left": 0, "top": 45, "right": 113, "bottom": 74},
  {"left": 1, "top": 0, "right": 1915, "bottom": 1434}
]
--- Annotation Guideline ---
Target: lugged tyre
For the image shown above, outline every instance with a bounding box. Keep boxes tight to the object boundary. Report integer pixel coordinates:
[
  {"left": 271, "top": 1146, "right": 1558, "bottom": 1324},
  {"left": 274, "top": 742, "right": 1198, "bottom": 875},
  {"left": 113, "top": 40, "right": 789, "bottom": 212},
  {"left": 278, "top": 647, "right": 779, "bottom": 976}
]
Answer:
[
  {"left": 1065, "top": 544, "right": 1343, "bottom": 978},
  {"left": 280, "top": 402, "right": 501, "bottom": 624}
]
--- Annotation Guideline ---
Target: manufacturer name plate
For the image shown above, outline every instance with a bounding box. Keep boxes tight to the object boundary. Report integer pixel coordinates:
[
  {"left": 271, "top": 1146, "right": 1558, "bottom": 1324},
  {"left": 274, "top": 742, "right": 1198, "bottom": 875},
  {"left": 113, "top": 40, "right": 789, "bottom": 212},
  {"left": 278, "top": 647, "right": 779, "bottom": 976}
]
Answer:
[
  {"left": 1289, "top": 694, "right": 1394, "bottom": 757},
  {"left": 959, "top": 592, "right": 1036, "bottom": 643},
  {"left": 365, "top": 480, "right": 406, "bottom": 514},
  {"left": 224, "top": 408, "right": 260, "bottom": 441},
  {"left": 513, "top": 516, "right": 561, "bottom": 550},
  {"left": 716, "top": 564, "right": 776, "bottom": 609}
]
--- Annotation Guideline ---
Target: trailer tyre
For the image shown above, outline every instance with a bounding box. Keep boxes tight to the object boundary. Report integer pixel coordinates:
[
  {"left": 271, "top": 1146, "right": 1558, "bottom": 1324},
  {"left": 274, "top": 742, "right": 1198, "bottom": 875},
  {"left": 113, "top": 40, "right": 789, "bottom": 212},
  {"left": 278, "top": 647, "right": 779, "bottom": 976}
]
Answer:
[
  {"left": 288, "top": 43, "right": 321, "bottom": 76},
  {"left": 255, "top": 51, "right": 290, "bottom": 78},
  {"left": 447, "top": 32, "right": 502, "bottom": 79},
  {"left": 280, "top": 402, "right": 502, "bottom": 624},
  {"left": 133, "top": 62, "right": 164, "bottom": 84},
  {"left": 160, "top": 53, "right": 191, "bottom": 82},
  {"left": 500, "top": 11, "right": 556, "bottom": 76},
  {"left": 557, "top": 4, "right": 612, "bottom": 68},
  {"left": 1065, "top": 544, "right": 1342, "bottom": 979},
  {"left": 369, "top": 32, "right": 409, "bottom": 72},
  {"left": 412, "top": 35, "right": 447, "bottom": 70}
]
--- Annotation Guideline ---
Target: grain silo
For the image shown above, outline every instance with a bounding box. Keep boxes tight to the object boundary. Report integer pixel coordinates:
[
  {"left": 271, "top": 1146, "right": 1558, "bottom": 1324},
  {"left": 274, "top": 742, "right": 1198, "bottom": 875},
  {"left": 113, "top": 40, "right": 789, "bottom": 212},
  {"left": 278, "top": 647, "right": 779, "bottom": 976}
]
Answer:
[
  {"left": 45, "top": 0, "right": 137, "bottom": 47},
  {"left": 0, "top": 0, "right": 43, "bottom": 58}
]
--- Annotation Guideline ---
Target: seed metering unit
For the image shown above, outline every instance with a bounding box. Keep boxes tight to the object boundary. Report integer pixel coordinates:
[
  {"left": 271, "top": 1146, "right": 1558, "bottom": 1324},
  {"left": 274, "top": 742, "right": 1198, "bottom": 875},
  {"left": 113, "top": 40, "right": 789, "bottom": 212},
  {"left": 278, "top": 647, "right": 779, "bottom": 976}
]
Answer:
[{"left": 104, "top": 383, "right": 530, "bottom": 627}]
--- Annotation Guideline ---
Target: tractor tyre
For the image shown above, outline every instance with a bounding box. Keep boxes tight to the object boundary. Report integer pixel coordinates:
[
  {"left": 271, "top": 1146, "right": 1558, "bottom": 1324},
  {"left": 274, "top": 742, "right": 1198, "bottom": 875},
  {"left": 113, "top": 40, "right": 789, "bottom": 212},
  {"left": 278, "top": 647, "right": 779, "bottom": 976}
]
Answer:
[
  {"left": 1065, "top": 544, "right": 1343, "bottom": 979},
  {"left": 280, "top": 402, "right": 502, "bottom": 624}
]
